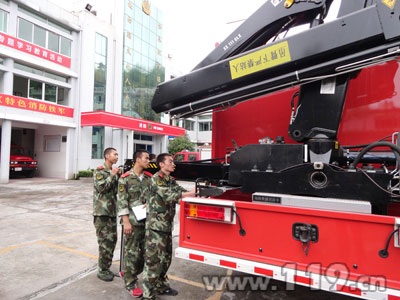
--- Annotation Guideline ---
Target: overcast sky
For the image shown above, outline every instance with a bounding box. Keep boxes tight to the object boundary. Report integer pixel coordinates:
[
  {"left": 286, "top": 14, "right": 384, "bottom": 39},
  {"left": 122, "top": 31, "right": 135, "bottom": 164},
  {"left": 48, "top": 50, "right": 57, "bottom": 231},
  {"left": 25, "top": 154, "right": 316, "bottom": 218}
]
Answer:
[
  {"left": 151, "top": 0, "right": 267, "bottom": 73},
  {"left": 56, "top": 0, "right": 341, "bottom": 74}
]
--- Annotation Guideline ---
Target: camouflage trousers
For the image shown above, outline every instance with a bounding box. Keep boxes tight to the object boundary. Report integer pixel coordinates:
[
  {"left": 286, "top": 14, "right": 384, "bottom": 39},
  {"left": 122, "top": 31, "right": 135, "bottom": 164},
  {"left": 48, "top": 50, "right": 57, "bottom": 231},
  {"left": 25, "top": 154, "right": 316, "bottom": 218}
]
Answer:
[
  {"left": 94, "top": 216, "right": 117, "bottom": 273},
  {"left": 123, "top": 225, "right": 145, "bottom": 290},
  {"left": 142, "top": 229, "right": 172, "bottom": 299}
]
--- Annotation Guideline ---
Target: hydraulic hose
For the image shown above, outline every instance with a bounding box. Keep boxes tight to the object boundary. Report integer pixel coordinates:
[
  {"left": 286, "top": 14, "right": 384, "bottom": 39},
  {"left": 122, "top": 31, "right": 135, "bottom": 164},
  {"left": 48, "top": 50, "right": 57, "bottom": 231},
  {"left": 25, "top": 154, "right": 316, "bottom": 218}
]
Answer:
[{"left": 352, "top": 141, "right": 400, "bottom": 167}]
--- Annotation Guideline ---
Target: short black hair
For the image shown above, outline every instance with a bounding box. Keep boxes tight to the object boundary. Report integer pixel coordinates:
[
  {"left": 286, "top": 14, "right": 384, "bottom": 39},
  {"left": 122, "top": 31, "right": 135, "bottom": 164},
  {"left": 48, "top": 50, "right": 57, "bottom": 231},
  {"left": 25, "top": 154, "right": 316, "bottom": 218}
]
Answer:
[
  {"left": 133, "top": 150, "right": 149, "bottom": 162},
  {"left": 149, "top": 153, "right": 156, "bottom": 160},
  {"left": 156, "top": 153, "right": 172, "bottom": 166},
  {"left": 104, "top": 147, "right": 116, "bottom": 159}
]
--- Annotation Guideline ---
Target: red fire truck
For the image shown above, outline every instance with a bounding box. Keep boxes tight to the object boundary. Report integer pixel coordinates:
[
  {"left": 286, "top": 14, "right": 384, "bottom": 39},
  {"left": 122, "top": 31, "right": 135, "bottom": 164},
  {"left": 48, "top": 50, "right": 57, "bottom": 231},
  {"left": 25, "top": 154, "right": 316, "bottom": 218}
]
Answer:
[{"left": 152, "top": 1, "right": 400, "bottom": 298}]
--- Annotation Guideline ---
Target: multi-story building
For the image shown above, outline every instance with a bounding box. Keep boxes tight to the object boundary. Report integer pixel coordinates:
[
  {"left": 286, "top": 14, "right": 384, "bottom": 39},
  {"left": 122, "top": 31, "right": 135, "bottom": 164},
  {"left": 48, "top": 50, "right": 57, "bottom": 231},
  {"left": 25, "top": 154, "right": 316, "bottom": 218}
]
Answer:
[
  {"left": 0, "top": 0, "right": 184, "bottom": 183},
  {"left": 176, "top": 113, "right": 212, "bottom": 150}
]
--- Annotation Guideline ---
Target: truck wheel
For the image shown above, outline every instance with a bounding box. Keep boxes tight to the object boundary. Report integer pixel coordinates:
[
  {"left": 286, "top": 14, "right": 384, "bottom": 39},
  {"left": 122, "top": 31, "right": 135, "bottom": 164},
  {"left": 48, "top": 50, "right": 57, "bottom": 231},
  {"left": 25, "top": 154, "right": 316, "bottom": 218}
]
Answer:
[{"left": 25, "top": 171, "right": 35, "bottom": 178}]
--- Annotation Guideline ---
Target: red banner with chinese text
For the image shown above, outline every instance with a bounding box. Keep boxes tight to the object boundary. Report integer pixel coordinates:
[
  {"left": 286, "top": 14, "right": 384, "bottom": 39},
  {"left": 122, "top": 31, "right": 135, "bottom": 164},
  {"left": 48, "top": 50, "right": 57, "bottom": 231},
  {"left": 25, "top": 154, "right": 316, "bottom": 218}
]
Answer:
[
  {"left": 0, "top": 33, "right": 71, "bottom": 68},
  {"left": 0, "top": 94, "right": 74, "bottom": 118}
]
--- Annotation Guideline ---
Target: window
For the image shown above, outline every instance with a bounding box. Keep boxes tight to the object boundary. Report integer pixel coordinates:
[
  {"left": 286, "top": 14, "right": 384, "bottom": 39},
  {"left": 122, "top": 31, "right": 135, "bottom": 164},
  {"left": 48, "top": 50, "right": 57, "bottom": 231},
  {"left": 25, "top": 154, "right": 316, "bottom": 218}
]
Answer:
[
  {"left": 44, "top": 135, "right": 60, "bottom": 152},
  {"left": 45, "top": 84, "right": 56, "bottom": 102},
  {"left": 13, "top": 75, "right": 28, "bottom": 97},
  {"left": 174, "top": 154, "right": 184, "bottom": 162},
  {"left": 33, "top": 25, "right": 46, "bottom": 47},
  {"left": 188, "top": 154, "right": 198, "bottom": 161},
  {"left": 57, "top": 87, "right": 66, "bottom": 106},
  {"left": 134, "top": 134, "right": 153, "bottom": 141},
  {"left": 29, "top": 79, "right": 42, "bottom": 99},
  {"left": 121, "top": 1, "right": 164, "bottom": 121},
  {"left": 18, "top": 18, "right": 33, "bottom": 42},
  {"left": 17, "top": 17, "right": 72, "bottom": 57},
  {"left": 0, "top": 9, "right": 7, "bottom": 33},
  {"left": 13, "top": 74, "right": 69, "bottom": 106},
  {"left": 60, "top": 36, "right": 71, "bottom": 56},
  {"left": 184, "top": 120, "right": 194, "bottom": 131},
  {"left": 48, "top": 31, "right": 59, "bottom": 52},
  {"left": 18, "top": 7, "right": 71, "bottom": 34},
  {"left": 94, "top": 33, "right": 107, "bottom": 111},
  {"left": 135, "top": 144, "right": 152, "bottom": 152},
  {"left": 92, "top": 127, "right": 104, "bottom": 159},
  {"left": 199, "top": 122, "right": 212, "bottom": 132},
  {"left": 198, "top": 114, "right": 212, "bottom": 120}
]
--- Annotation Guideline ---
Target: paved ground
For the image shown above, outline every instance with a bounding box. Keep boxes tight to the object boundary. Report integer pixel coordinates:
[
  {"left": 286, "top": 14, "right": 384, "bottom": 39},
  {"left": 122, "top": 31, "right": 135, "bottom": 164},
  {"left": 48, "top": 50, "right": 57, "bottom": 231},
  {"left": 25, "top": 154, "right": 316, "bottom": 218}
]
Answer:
[{"left": 0, "top": 177, "right": 355, "bottom": 300}]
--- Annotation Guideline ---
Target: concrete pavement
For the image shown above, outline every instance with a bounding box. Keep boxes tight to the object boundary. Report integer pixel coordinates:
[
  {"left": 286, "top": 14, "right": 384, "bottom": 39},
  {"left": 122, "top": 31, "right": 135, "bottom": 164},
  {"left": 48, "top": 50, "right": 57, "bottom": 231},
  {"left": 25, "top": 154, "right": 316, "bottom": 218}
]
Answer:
[{"left": 0, "top": 177, "right": 354, "bottom": 300}]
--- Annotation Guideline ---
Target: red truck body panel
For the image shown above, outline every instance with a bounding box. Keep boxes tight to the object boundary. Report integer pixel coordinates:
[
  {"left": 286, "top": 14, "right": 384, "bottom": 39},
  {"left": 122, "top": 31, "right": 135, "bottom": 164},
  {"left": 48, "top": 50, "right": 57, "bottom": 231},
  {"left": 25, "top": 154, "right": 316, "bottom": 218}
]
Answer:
[
  {"left": 178, "top": 61, "right": 400, "bottom": 298},
  {"left": 212, "top": 61, "right": 400, "bottom": 157}
]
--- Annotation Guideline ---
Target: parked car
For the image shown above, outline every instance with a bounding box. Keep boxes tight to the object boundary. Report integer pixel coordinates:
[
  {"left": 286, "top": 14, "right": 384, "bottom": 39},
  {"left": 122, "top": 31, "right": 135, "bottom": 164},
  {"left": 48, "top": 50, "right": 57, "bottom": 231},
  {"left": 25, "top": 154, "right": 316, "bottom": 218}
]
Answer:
[{"left": 9, "top": 145, "right": 38, "bottom": 177}]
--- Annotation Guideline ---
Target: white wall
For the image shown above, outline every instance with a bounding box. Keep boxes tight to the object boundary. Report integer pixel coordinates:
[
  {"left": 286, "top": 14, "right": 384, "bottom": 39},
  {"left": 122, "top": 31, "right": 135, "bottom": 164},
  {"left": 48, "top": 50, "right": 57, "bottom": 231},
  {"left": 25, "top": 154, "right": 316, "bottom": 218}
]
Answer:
[
  {"left": 77, "top": 126, "right": 97, "bottom": 171},
  {"left": 34, "top": 125, "right": 68, "bottom": 178},
  {"left": 75, "top": 9, "right": 124, "bottom": 170}
]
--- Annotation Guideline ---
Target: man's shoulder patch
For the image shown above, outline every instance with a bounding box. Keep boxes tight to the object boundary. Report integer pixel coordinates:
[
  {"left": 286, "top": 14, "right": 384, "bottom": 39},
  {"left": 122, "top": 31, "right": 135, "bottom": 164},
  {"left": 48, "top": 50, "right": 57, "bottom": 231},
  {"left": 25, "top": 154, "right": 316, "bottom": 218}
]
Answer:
[
  {"left": 96, "top": 173, "right": 103, "bottom": 180},
  {"left": 119, "top": 184, "right": 125, "bottom": 192},
  {"left": 156, "top": 177, "right": 163, "bottom": 186},
  {"left": 144, "top": 171, "right": 153, "bottom": 177},
  {"left": 97, "top": 166, "right": 104, "bottom": 170},
  {"left": 121, "top": 171, "right": 130, "bottom": 178}
]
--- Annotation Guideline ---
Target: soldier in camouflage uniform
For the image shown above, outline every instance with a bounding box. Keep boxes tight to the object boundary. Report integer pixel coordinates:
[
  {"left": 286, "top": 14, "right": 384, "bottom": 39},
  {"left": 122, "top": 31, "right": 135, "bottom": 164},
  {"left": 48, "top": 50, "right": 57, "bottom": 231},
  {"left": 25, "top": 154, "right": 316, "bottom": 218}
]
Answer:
[
  {"left": 93, "top": 147, "right": 121, "bottom": 282},
  {"left": 142, "top": 153, "right": 196, "bottom": 300},
  {"left": 117, "top": 150, "right": 152, "bottom": 298}
]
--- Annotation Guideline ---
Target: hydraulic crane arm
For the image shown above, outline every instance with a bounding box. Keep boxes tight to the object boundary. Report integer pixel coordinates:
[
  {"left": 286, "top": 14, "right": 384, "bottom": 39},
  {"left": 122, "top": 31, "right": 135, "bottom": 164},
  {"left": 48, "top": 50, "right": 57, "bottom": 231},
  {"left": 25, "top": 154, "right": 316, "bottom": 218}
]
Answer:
[
  {"left": 151, "top": 0, "right": 400, "bottom": 118},
  {"left": 193, "top": 0, "right": 334, "bottom": 70}
]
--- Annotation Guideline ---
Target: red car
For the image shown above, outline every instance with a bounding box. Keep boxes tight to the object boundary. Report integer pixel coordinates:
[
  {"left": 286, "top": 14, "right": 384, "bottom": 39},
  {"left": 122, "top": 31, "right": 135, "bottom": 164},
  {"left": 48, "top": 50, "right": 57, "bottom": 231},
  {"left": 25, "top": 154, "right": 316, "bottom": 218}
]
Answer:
[{"left": 9, "top": 145, "right": 38, "bottom": 178}]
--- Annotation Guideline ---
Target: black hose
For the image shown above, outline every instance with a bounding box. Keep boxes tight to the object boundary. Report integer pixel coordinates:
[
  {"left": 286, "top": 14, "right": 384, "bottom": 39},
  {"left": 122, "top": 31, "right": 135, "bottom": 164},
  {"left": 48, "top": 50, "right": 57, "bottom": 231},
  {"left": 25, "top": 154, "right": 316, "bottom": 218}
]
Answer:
[
  {"left": 343, "top": 135, "right": 393, "bottom": 149},
  {"left": 233, "top": 210, "right": 246, "bottom": 236},
  {"left": 352, "top": 141, "right": 400, "bottom": 167},
  {"left": 378, "top": 228, "right": 399, "bottom": 258}
]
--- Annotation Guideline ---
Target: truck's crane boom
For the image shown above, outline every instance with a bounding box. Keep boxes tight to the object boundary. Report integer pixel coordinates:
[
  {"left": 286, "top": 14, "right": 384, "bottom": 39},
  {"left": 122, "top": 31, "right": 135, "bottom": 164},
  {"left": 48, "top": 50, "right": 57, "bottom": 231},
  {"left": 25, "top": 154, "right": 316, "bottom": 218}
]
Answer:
[
  {"left": 152, "top": 0, "right": 400, "bottom": 119},
  {"left": 151, "top": 0, "right": 400, "bottom": 215}
]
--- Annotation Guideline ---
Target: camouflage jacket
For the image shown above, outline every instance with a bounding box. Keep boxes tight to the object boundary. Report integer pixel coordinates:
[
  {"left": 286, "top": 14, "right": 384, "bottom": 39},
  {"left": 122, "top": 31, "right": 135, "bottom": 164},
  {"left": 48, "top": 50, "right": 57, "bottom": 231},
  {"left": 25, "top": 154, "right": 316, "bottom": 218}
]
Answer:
[
  {"left": 117, "top": 170, "right": 153, "bottom": 226},
  {"left": 146, "top": 171, "right": 187, "bottom": 232},
  {"left": 93, "top": 163, "right": 119, "bottom": 217}
]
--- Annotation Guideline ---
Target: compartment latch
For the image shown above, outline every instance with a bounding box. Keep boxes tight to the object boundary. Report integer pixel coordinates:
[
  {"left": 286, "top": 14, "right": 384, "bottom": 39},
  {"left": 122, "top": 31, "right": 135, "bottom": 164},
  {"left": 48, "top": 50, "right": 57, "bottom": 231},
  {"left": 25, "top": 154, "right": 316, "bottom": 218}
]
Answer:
[{"left": 292, "top": 223, "right": 319, "bottom": 256}]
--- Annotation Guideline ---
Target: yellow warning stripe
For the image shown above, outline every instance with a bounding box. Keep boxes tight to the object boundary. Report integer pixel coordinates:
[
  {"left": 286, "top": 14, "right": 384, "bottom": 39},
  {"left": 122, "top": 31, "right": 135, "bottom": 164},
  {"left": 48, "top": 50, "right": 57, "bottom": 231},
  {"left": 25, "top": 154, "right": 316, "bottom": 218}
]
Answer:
[
  {"left": 38, "top": 241, "right": 99, "bottom": 259},
  {"left": 168, "top": 274, "right": 212, "bottom": 289},
  {"left": 0, "top": 235, "right": 219, "bottom": 293},
  {"left": 0, "top": 241, "right": 38, "bottom": 255},
  {"left": 131, "top": 162, "right": 158, "bottom": 168}
]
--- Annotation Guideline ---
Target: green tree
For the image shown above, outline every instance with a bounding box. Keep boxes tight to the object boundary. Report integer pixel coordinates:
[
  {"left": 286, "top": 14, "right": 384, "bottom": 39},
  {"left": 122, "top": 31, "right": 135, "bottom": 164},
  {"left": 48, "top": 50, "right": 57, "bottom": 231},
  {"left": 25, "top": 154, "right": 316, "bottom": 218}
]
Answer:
[{"left": 168, "top": 135, "right": 195, "bottom": 156}]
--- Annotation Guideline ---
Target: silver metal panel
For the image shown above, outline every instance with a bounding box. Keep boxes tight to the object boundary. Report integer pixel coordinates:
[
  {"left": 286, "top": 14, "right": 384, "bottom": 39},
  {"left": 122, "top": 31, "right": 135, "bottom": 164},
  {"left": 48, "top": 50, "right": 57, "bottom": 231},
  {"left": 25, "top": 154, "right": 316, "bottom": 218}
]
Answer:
[{"left": 252, "top": 192, "right": 371, "bottom": 214}]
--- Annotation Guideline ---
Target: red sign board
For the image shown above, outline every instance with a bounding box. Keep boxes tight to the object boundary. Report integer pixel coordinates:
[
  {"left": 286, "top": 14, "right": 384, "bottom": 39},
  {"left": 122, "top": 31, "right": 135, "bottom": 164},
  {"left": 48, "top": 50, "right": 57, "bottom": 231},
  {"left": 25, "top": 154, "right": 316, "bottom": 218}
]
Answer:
[
  {"left": 81, "top": 111, "right": 185, "bottom": 137},
  {"left": 0, "top": 94, "right": 74, "bottom": 118},
  {"left": 0, "top": 32, "right": 71, "bottom": 68}
]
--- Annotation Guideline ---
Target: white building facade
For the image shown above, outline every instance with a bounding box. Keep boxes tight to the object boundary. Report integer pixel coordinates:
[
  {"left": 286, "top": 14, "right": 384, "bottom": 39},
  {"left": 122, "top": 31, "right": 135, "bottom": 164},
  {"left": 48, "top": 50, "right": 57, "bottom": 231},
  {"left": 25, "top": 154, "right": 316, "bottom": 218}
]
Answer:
[
  {"left": 0, "top": 0, "right": 183, "bottom": 183},
  {"left": 176, "top": 113, "right": 212, "bottom": 150}
]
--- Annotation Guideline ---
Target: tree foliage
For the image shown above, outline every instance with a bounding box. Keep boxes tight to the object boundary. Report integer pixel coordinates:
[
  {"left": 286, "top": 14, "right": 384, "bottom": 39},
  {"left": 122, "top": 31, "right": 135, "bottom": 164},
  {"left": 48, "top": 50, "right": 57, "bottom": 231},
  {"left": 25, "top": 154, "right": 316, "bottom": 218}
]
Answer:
[{"left": 167, "top": 135, "right": 195, "bottom": 156}]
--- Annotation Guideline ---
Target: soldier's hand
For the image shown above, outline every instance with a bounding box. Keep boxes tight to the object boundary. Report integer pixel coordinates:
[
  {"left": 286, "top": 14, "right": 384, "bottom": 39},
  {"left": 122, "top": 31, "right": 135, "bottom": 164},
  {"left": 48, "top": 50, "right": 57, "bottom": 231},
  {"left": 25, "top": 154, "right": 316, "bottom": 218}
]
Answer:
[
  {"left": 183, "top": 187, "right": 197, "bottom": 198},
  {"left": 123, "top": 221, "right": 133, "bottom": 235},
  {"left": 111, "top": 166, "right": 119, "bottom": 176}
]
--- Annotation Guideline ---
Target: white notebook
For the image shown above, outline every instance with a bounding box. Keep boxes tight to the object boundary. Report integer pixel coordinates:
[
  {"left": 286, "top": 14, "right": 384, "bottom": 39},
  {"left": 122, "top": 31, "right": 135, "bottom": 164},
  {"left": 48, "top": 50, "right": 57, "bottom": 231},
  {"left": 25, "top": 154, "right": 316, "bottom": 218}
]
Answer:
[{"left": 131, "top": 204, "right": 146, "bottom": 221}]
